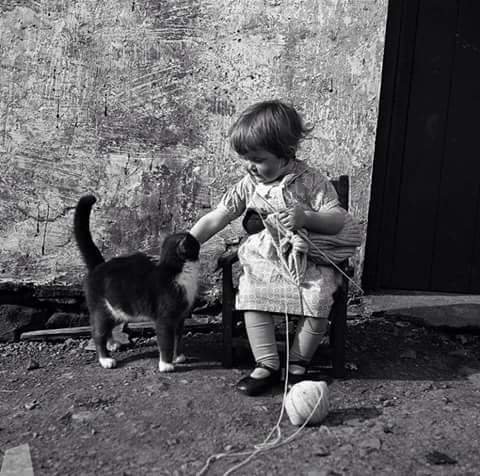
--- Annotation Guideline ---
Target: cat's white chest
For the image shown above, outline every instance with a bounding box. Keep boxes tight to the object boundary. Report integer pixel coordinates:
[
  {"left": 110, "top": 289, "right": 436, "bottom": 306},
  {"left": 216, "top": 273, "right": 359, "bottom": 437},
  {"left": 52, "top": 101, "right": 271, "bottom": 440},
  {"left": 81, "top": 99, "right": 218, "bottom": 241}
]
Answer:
[{"left": 175, "top": 261, "right": 200, "bottom": 308}]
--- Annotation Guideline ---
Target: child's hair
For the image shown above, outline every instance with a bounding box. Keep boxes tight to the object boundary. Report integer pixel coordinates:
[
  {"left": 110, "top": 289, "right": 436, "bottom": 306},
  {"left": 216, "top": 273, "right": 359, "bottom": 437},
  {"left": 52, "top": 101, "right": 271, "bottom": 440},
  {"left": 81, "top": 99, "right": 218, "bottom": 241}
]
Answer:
[{"left": 229, "top": 99, "right": 313, "bottom": 161}]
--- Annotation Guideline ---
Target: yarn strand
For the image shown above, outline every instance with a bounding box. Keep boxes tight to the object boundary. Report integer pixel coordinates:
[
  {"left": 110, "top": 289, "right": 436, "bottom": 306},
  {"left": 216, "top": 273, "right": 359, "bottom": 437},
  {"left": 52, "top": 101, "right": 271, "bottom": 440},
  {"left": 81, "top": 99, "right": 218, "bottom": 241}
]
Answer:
[
  {"left": 218, "top": 211, "right": 325, "bottom": 475},
  {"left": 253, "top": 189, "right": 364, "bottom": 294},
  {"left": 198, "top": 191, "right": 341, "bottom": 475}
]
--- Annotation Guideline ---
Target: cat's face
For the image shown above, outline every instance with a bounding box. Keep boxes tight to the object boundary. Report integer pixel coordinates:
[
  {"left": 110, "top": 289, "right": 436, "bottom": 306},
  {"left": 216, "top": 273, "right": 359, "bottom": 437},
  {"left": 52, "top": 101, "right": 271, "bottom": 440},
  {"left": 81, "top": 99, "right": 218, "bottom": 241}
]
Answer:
[{"left": 161, "top": 232, "right": 200, "bottom": 263}]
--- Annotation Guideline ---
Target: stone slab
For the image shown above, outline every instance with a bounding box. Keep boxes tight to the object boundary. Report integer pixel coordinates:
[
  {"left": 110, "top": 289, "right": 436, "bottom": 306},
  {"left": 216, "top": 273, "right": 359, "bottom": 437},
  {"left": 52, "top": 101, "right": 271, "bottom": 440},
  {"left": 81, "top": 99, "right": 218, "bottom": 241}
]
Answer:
[
  {"left": 365, "top": 294, "right": 480, "bottom": 331},
  {"left": 0, "top": 444, "right": 33, "bottom": 476}
]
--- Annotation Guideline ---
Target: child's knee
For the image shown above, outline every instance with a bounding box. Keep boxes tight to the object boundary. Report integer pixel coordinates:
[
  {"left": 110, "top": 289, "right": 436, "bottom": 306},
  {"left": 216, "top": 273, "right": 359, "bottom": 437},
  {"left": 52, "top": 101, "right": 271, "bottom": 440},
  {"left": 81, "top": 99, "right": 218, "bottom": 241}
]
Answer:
[
  {"left": 244, "top": 310, "right": 274, "bottom": 327},
  {"left": 300, "top": 316, "right": 328, "bottom": 336}
]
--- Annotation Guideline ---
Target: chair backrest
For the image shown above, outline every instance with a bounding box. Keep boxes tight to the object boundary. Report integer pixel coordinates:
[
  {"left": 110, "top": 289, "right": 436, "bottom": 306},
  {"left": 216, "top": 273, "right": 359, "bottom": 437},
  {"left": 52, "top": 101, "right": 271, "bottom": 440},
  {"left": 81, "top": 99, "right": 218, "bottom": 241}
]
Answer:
[{"left": 330, "top": 175, "right": 349, "bottom": 212}]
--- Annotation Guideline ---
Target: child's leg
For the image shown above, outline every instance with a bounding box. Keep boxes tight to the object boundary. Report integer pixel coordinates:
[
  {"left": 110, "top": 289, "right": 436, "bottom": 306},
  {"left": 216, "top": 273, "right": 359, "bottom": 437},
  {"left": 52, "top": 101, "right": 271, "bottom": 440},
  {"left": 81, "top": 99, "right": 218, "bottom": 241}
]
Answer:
[
  {"left": 289, "top": 316, "right": 328, "bottom": 374},
  {"left": 244, "top": 311, "right": 280, "bottom": 377}
]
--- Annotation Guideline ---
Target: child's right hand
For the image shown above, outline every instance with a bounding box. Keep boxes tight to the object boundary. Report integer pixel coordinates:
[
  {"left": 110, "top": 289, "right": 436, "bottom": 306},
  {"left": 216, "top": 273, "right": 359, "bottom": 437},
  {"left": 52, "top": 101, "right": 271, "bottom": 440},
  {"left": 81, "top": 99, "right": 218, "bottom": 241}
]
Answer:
[
  {"left": 277, "top": 206, "right": 306, "bottom": 231},
  {"left": 290, "top": 235, "right": 309, "bottom": 254}
]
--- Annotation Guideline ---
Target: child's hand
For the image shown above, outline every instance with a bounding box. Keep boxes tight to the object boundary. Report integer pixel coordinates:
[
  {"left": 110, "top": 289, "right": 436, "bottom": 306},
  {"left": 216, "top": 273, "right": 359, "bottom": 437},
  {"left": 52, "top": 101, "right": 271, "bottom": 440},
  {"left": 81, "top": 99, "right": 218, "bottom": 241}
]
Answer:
[
  {"left": 277, "top": 206, "right": 306, "bottom": 231},
  {"left": 291, "top": 235, "right": 309, "bottom": 254}
]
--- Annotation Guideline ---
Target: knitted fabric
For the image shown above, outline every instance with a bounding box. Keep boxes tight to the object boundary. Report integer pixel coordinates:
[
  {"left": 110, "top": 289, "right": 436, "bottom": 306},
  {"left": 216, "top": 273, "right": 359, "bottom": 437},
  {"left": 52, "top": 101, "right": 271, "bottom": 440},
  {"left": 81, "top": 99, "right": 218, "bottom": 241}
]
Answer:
[{"left": 262, "top": 211, "right": 362, "bottom": 285}]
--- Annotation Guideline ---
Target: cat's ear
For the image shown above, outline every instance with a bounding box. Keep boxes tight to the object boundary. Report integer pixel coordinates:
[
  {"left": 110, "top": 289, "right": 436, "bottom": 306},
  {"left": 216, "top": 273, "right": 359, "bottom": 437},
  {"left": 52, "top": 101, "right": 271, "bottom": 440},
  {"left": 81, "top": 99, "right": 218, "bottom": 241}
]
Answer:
[{"left": 177, "top": 236, "right": 189, "bottom": 258}]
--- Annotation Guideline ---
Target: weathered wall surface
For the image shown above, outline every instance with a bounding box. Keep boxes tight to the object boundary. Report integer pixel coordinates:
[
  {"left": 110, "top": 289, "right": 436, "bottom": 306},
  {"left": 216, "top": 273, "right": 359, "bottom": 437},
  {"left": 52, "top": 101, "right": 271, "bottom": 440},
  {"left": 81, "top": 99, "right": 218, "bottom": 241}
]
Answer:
[{"left": 0, "top": 0, "right": 387, "bottom": 294}]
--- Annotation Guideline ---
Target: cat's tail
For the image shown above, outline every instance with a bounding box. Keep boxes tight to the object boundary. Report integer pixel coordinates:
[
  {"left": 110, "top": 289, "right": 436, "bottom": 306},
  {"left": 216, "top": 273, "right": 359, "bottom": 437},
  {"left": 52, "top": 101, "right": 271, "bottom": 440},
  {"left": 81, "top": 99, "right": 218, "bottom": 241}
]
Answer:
[{"left": 74, "top": 195, "right": 105, "bottom": 272}]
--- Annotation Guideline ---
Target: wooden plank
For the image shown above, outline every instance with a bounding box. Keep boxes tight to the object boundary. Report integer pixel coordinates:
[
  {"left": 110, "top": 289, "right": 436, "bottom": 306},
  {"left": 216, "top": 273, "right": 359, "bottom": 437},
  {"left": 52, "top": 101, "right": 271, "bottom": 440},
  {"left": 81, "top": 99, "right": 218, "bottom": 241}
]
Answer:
[
  {"left": 470, "top": 181, "right": 480, "bottom": 293},
  {"left": 390, "top": 0, "right": 459, "bottom": 290},
  {"left": 20, "top": 320, "right": 221, "bottom": 340},
  {"left": 363, "top": 0, "right": 407, "bottom": 290},
  {"left": 431, "top": 0, "right": 480, "bottom": 292},
  {"left": 21, "top": 326, "right": 92, "bottom": 339},
  {"left": 375, "top": 0, "right": 421, "bottom": 289}
]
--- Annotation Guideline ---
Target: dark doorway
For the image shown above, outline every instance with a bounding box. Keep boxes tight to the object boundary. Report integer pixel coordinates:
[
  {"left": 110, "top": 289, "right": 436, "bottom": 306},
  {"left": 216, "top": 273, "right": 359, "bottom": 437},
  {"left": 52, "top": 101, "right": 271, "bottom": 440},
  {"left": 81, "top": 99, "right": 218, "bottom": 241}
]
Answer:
[{"left": 363, "top": 0, "right": 480, "bottom": 293}]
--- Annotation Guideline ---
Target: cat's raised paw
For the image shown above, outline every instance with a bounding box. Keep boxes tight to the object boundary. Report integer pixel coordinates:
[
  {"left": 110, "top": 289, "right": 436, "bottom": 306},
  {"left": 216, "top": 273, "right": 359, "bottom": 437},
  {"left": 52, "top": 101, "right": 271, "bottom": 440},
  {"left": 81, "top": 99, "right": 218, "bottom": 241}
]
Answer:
[
  {"left": 107, "top": 340, "right": 122, "bottom": 352},
  {"left": 158, "top": 361, "right": 175, "bottom": 372},
  {"left": 173, "top": 353, "right": 186, "bottom": 364},
  {"left": 99, "top": 357, "right": 117, "bottom": 369}
]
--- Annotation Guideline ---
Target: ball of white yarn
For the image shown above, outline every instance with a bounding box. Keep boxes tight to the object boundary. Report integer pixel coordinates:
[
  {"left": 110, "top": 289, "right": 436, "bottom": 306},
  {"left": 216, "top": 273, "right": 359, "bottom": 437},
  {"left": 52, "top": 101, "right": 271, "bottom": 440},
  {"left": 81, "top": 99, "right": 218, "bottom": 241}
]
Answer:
[{"left": 285, "top": 380, "right": 329, "bottom": 426}]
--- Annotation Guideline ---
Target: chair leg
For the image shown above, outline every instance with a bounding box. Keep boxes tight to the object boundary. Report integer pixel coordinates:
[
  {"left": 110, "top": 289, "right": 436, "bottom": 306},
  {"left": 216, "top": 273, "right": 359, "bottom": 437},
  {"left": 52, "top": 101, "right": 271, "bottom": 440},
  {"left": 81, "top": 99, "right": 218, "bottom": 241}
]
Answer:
[
  {"left": 331, "top": 282, "right": 348, "bottom": 378},
  {"left": 222, "top": 262, "right": 235, "bottom": 368}
]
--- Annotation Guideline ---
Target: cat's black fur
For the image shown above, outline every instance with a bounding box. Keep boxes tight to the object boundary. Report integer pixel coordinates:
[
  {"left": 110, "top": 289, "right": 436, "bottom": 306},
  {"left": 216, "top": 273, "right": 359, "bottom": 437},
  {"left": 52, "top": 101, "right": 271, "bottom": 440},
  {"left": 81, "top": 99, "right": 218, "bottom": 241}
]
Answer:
[{"left": 74, "top": 195, "right": 200, "bottom": 372}]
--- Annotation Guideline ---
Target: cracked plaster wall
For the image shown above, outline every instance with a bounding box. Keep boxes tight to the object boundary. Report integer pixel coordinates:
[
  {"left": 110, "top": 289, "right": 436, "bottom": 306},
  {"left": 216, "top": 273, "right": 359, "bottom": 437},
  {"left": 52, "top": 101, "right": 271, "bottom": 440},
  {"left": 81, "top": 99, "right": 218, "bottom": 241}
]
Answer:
[{"left": 0, "top": 0, "right": 387, "bottom": 294}]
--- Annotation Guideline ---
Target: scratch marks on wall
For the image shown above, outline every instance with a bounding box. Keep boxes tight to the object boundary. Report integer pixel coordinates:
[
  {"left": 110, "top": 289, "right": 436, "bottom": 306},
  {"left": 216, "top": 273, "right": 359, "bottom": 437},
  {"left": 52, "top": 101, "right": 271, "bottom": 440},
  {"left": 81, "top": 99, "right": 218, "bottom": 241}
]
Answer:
[
  {"left": 40, "top": 202, "right": 49, "bottom": 255},
  {"left": 100, "top": 152, "right": 201, "bottom": 257},
  {"left": 0, "top": 0, "right": 387, "bottom": 285},
  {"left": 0, "top": 0, "right": 211, "bottom": 283},
  {"left": 197, "top": 0, "right": 386, "bottom": 179}
]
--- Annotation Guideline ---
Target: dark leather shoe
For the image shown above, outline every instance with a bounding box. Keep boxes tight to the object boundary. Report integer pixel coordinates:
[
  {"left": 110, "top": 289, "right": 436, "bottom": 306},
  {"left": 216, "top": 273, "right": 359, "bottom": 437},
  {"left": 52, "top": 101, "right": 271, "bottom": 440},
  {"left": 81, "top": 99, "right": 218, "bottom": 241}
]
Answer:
[{"left": 236, "top": 363, "right": 281, "bottom": 396}]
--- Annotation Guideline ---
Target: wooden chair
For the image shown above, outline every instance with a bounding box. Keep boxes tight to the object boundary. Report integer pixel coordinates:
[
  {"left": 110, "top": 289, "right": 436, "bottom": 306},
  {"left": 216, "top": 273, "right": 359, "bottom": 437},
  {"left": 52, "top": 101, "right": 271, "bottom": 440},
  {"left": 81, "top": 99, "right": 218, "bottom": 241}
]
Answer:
[{"left": 218, "top": 175, "right": 352, "bottom": 378}]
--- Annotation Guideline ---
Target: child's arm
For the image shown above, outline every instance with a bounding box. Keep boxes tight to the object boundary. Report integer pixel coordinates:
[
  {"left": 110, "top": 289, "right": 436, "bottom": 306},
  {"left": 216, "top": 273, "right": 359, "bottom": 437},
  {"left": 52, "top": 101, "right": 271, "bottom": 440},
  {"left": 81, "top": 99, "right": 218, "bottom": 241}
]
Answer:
[
  {"left": 190, "top": 208, "right": 232, "bottom": 244},
  {"left": 302, "top": 206, "right": 345, "bottom": 234},
  {"left": 278, "top": 205, "right": 345, "bottom": 235}
]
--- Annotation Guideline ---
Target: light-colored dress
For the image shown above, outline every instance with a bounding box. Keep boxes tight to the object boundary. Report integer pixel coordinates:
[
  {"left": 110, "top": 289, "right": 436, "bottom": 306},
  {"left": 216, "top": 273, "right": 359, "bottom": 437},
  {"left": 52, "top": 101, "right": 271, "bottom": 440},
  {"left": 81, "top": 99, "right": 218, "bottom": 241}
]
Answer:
[{"left": 217, "top": 160, "right": 339, "bottom": 318}]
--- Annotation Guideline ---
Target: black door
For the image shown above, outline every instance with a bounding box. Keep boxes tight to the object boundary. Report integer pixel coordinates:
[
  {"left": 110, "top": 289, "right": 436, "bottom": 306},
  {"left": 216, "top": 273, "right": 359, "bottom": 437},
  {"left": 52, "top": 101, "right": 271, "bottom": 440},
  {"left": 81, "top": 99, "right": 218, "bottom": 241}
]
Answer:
[{"left": 364, "top": 0, "right": 480, "bottom": 293}]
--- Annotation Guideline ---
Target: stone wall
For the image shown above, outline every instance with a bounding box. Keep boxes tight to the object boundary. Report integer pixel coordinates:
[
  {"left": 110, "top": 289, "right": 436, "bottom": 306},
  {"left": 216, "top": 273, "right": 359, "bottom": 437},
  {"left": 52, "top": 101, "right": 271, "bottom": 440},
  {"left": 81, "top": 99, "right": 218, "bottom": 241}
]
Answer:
[{"left": 0, "top": 0, "right": 387, "bottom": 296}]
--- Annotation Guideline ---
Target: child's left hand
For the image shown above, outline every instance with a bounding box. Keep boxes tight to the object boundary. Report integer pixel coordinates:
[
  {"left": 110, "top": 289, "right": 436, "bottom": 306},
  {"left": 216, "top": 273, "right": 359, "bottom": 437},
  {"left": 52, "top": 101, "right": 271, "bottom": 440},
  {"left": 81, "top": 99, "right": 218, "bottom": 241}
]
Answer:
[{"left": 277, "top": 206, "right": 306, "bottom": 231}]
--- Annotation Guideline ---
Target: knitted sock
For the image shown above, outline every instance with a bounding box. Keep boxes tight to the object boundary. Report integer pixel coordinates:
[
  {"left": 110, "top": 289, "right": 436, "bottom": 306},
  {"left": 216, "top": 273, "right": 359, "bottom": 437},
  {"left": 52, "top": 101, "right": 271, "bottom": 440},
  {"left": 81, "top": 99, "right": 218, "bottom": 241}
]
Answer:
[
  {"left": 289, "top": 316, "right": 328, "bottom": 371},
  {"left": 244, "top": 311, "right": 280, "bottom": 378}
]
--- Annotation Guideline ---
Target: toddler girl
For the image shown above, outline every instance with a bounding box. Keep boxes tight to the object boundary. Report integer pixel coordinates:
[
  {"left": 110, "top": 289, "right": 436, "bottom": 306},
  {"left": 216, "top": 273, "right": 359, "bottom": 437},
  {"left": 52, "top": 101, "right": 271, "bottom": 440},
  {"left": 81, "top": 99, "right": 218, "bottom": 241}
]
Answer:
[{"left": 190, "top": 100, "right": 346, "bottom": 396}]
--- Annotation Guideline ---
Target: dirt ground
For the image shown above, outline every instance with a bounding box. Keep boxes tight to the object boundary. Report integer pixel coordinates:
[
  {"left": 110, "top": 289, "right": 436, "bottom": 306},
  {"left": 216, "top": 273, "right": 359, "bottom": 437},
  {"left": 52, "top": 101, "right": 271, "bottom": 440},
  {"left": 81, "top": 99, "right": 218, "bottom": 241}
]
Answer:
[{"left": 1, "top": 312, "right": 480, "bottom": 476}]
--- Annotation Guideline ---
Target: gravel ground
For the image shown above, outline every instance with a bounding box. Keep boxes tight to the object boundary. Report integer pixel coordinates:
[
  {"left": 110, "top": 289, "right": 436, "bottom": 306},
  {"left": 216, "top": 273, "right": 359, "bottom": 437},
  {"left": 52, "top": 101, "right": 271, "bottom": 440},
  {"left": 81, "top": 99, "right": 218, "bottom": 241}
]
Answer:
[{"left": 1, "top": 313, "right": 480, "bottom": 476}]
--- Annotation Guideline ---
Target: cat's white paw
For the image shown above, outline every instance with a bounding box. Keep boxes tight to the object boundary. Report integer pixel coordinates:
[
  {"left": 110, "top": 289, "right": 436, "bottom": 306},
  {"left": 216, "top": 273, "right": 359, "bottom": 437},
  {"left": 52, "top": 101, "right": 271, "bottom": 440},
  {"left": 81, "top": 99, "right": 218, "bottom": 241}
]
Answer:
[
  {"left": 173, "top": 353, "right": 186, "bottom": 364},
  {"left": 158, "top": 361, "right": 175, "bottom": 372},
  {"left": 99, "top": 357, "right": 117, "bottom": 369}
]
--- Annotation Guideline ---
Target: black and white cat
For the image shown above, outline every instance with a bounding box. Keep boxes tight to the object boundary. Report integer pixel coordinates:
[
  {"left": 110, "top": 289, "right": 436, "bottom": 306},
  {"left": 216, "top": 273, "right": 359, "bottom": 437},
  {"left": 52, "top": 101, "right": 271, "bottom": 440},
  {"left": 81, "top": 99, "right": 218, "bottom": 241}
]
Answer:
[{"left": 74, "top": 195, "right": 200, "bottom": 372}]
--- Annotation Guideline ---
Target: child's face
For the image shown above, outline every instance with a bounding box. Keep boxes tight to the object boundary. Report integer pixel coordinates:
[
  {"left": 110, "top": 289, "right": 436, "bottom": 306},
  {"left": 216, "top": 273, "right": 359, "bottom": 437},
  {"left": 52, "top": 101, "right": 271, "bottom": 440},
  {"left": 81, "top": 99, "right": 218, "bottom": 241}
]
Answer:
[{"left": 242, "top": 149, "right": 287, "bottom": 184}]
